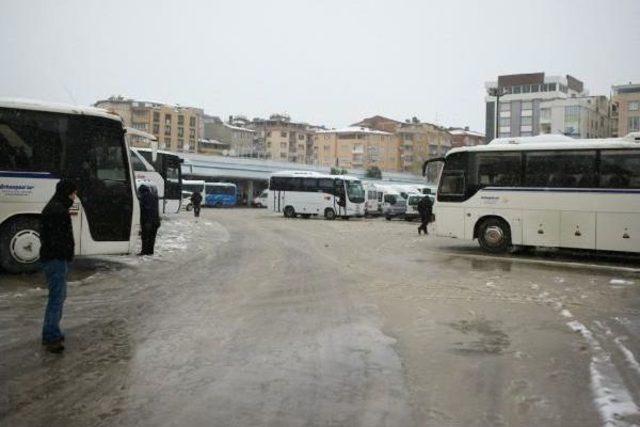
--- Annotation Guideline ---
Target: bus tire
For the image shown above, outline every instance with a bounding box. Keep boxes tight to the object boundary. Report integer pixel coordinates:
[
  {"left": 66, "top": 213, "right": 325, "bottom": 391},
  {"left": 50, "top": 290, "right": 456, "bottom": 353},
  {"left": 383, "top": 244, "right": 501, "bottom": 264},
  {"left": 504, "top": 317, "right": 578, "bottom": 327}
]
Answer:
[
  {"left": 477, "top": 218, "right": 511, "bottom": 254},
  {"left": 284, "top": 206, "right": 296, "bottom": 218},
  {"left": 185, "top": 203, "right": 193, "bottom": 211},
  {"left": 324, "top": 208, "right": 336, "bottom": 220},
  {"left": 0, "top": 216, "right": 42, "bottom": 274},
  {"left": 385, "top": 216, "right": 392, "bottom": 221}
]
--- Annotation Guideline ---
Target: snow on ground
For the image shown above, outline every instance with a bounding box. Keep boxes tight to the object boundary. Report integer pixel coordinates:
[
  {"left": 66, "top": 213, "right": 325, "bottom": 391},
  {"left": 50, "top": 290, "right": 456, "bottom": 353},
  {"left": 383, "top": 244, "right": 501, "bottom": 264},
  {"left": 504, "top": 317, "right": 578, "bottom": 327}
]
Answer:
[{"left": 568, "top": 320, "right": 640, "bottom": 426}]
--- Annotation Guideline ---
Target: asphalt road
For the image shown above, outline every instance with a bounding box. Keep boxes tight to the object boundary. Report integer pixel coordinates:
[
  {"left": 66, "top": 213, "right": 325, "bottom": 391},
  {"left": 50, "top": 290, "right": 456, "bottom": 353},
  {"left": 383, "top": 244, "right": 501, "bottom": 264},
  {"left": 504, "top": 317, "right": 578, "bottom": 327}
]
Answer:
[{"left": 1, "top": 209, "right": 640, "bottom": 426}]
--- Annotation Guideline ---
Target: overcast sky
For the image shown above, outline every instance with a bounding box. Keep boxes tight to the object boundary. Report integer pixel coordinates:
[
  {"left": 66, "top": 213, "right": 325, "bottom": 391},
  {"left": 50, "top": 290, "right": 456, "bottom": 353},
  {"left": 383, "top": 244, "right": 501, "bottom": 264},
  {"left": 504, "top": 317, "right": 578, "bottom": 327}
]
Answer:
[{"left": 1, "top": 0, "right": 639, "bottom": 132}]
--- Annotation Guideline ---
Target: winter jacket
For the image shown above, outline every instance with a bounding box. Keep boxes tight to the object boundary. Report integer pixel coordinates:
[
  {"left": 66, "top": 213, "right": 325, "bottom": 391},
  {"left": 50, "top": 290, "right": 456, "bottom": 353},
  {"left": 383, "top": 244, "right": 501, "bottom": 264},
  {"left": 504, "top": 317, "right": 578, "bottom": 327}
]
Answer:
[
  {"left": 417, "top": 196, "right": 433, "bottom": 216},
  {"left": 39, "top": 194, "right": 75, "bottom": 262},
  {"left": 190, "top": 191, "right": 203, "bottom": 206},
  {"left": 139, "top": 186, "right": 161, "bottom": 229}
]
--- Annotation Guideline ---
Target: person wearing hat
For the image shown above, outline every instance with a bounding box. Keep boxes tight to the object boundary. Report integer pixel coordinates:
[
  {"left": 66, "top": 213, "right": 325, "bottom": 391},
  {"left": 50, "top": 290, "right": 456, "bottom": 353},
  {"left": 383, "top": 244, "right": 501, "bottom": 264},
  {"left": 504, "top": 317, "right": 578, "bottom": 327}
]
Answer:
[{"left": 40, "top": 178, "right": 77, "bottom": 353}]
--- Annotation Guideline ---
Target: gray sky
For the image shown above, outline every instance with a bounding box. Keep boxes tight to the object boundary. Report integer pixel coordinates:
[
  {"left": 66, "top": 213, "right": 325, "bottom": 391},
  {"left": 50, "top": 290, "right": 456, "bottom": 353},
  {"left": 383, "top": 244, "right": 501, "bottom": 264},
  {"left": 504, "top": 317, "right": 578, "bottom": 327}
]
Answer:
[{"left": 1, "top": 0, "right": 639, "bottom": 132}]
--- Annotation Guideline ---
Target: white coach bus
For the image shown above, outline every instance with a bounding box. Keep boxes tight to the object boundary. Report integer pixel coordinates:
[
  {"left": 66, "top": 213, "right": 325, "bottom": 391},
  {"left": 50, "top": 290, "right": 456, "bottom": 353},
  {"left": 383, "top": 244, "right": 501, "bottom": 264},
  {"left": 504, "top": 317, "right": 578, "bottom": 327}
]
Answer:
[
  {"left": 0, "top": 99, "right": 140, "bottom": 273},
  {"left": 268, "top": 171, "right": 365, "bottom": 219},
  {"left": 423, "top": 133, "right": 640, "bottom": 254}
]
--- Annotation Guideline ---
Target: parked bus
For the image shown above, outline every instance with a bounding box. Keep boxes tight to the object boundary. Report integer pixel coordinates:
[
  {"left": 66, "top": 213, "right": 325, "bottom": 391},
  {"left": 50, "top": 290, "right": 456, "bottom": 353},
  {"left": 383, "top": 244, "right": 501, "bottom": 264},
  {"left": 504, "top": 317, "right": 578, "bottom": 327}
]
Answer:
[
  {"left": 129, "top": 147, "right": 162, "bottom": 206},
  {"left": 423, "top": 133, "right": 640, "bottom": 254},
  {"left": 134, "top": 148, "right": 183, "bottom": 214},
  {"left": 0, "top": 99, "right": 139, "bottom": 273},
  {"left": 268, "top": 171, "right": 365, "bottom": 219},
  {"left": 204, "top": 182, "right": 237, "bottom": 207}
]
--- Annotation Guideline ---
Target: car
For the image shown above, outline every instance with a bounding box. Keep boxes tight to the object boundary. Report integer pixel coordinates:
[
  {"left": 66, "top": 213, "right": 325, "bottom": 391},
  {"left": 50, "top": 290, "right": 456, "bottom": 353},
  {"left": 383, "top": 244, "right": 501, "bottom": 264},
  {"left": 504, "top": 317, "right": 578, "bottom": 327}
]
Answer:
[
  {"left": 253, "top": 189, "right": 269, "bottom": 208},
  {"left": 181, "top": 190, "right": 193, "bottom": 211}
]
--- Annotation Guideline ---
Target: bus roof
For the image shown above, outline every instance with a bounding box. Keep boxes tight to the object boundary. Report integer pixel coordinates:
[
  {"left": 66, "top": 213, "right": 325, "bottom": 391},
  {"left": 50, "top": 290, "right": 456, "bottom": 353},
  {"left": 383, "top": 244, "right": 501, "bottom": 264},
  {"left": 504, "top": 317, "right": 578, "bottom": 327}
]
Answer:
[
  {"left": 0, "top": 97, "right": 122, "bottom": 122},
  {"left": 204, "top": 182, "right": 236, "bottom": 187},
  {"left": 445, "top": 133, "right": 640, "bottom": 156},
  {"left": 271, "top": 171, "right": 361, "bottom": 181}
]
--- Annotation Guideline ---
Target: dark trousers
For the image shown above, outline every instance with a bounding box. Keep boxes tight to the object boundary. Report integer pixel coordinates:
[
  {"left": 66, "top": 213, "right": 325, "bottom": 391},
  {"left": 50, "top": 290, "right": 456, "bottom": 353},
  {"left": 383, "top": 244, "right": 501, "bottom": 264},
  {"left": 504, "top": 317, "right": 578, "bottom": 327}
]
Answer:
[
  {"left": 42, "top": 260, "right": 68, "bottom": 344},
  {"left": 141, "top": 224, "right": 158, "bottom": 255},
  {"left": 418, "top": 211, "right": 431, "bottom": 234},
  {"left": 193, "top": 205, "right": 201, "bottom": 217}
]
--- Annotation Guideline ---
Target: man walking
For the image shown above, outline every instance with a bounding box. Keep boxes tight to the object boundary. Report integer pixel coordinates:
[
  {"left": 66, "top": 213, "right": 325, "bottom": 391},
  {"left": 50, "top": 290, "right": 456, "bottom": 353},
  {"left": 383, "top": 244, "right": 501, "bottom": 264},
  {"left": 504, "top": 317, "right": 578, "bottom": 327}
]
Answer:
[
  {"left": 138, "top": 185, "right": 161, "bottom": 255},
  {"left": 40, "top": 179, "right": 77, "bottom": 353},
  {"left": 190, "top": 190, "right": 203, "bottom": 218},
  {"left": 417, "top": 195, "right": 433, "bottom": 235}
]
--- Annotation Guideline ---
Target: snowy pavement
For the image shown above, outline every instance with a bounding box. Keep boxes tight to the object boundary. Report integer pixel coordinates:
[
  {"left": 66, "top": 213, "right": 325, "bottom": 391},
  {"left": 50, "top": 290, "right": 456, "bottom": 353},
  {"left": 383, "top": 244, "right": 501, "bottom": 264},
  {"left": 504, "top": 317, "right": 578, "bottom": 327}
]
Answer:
[{"left": 1, "top": 209, "right": 640, "bottom": 426}]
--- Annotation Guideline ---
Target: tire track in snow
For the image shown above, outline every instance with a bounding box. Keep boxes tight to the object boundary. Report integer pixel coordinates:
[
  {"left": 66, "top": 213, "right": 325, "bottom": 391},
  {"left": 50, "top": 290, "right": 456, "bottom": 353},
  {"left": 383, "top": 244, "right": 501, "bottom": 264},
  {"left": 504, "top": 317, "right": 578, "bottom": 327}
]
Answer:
[{"left": 568, "top": 320, "right": 640, "bottom": 427}]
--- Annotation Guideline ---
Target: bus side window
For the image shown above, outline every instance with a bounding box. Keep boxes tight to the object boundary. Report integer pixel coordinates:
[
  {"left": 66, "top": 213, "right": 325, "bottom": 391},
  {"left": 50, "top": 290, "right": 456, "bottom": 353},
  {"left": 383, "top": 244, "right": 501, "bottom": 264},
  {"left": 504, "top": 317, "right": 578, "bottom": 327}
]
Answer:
[
  {"left": 318, "top": 178, "right": 334, "bottom": 193},
  {"left": 600, "top": 150, "right": 640, "bottom": 189}
]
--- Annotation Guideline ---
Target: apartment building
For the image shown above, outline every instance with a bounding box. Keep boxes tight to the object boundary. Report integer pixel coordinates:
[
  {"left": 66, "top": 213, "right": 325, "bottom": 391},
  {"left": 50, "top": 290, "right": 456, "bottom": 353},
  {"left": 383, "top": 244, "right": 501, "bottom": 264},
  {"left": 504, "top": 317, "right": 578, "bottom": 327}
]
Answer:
[
  {"left": 611, "top": 83, "right": 640, "bottom": 137},
  {"left": 202, "top": 115, "right": 260, "bottom": 157},
  {"left": 248, "top": 114, "right": 315, "bottom": 163},
  {"left": 484, "top": 73, "right": 611, "bottom": 141},
  {"left": 94, "top": 96, "right": 203, "bottom": 152},
  {"left": 396, "top": 123, "right": 452, "bottom": 174},
  {"left": 313, "top": 127, "right": 400, "bottom": 172},
  {"left": 448, "top": 127, "right": 485, "bottom": 148}
]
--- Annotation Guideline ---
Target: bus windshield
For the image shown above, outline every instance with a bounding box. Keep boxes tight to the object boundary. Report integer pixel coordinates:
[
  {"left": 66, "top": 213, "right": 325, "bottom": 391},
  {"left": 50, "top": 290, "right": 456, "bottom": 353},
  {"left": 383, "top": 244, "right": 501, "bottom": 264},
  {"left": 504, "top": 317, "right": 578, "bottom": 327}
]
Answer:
[{"left": 346, "top": 180, "right": 365, "bottom": 203}]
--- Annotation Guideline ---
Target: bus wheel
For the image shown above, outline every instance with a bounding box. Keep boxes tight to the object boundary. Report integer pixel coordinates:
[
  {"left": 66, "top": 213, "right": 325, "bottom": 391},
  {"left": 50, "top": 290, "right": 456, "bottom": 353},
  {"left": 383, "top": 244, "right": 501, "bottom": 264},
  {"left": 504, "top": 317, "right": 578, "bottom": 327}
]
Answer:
[
  {"left": 385, "top": 216, "right": 392, "bottom": 221},
  {"left": 185, "top": 203, "right": 193, "bottom": 211},
  {"left": 0, "top": 216, "right": 42, "bottom": 274},
  {"left": 324, "top": 208, "right": 336, "bottom": 220},
  {"left": 284, "top": 206, "right": 296, "bottom": 218},
  {"left": 478, "top": 218, "right": 511, "bottom": 254}
]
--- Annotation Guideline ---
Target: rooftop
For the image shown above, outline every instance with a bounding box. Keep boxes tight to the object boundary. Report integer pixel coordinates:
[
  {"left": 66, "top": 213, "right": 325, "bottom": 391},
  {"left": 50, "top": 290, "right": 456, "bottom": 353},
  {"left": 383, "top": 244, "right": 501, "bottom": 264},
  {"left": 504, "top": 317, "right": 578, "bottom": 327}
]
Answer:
[{"left": 315, "top": 126, "right": 392, "bottom": 135}]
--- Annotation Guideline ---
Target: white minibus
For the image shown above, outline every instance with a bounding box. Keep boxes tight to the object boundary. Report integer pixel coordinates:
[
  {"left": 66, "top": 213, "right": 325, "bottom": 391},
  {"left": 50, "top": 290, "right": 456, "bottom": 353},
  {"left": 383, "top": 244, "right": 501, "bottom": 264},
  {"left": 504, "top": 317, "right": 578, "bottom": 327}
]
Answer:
[{"left": 423, "top": 133, "right": 640, "bottom": 254}]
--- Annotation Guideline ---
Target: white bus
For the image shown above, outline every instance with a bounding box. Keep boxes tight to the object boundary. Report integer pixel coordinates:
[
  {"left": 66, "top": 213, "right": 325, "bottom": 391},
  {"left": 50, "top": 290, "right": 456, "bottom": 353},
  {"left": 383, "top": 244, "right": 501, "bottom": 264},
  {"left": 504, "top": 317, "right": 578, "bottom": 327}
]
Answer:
[
  {"left": 423, "top": 133, "right": 640, "bottom": 254},
  {"left": 0, "top": 98, "right": 140, "bottom": 273},
  {"left": 134, "top": 148, "right": 183, "bottom": 214},
  {"left": 268, "top": 171, "right": 365, "bottom": 219}
]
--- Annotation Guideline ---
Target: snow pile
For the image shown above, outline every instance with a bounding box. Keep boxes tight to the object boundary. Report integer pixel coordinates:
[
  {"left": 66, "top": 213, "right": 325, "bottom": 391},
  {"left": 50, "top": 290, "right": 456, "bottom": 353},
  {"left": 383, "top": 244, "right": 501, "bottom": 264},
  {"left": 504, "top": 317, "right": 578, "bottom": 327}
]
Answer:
[{"left": 610, "top": 279, "right": 635, "bottom": 286}]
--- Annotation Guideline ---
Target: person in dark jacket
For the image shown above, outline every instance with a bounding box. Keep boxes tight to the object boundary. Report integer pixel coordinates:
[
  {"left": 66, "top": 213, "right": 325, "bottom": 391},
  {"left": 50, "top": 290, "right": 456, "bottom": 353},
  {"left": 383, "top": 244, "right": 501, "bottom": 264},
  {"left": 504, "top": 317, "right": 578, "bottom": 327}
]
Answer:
[
  {"left": 417, "top": 195, "right": 433, "bottom": 235},
  {"left": 190, "top": 190, "right": 203, "bottom": 217},
  {"left": 40, "top": 179, "right": 77, "bottom": 353},
  {"left": 138, "top": 185, "right": 161, "bottom": 255}
]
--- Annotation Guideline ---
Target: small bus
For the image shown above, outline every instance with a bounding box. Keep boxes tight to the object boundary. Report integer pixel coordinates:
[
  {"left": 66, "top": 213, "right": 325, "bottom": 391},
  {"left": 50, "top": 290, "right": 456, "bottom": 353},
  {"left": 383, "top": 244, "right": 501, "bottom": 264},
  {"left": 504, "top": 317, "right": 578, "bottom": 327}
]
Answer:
[
  {"left": 0, "top": 98, "right": 139, "bottom": 273},
  {"left": 204, "top": 182, "right": 237, "bottom": 207},
  {"left": 268, "top": 171, "right": 365, "bottom": 219},
  {"left": 423, "top": 133, "right": 640, "bottom": 254}
]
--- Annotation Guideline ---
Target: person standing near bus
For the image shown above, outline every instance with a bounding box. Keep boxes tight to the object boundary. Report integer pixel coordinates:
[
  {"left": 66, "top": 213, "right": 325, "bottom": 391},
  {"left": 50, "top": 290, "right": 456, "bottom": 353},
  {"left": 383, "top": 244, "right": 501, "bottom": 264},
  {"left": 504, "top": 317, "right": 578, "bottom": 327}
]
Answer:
[
  {"left": 417, "top": 195, "right": 433, "bottom": 235},
  {"left": 138, "top": 185, "right": 161, "bottom": 255},
  {"left": 190, "top": 190, "right": 203, "bottom": 218},
  {"left": 40, "top": 179, "right": 77, "bottom": 353}
]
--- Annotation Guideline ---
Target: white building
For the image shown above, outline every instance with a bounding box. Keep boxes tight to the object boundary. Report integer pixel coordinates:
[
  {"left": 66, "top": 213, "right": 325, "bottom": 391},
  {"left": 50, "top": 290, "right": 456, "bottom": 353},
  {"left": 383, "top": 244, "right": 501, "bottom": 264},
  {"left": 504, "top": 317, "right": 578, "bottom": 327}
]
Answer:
[{"left": 485, "top": 73, "right": 611, "bottom": 142}]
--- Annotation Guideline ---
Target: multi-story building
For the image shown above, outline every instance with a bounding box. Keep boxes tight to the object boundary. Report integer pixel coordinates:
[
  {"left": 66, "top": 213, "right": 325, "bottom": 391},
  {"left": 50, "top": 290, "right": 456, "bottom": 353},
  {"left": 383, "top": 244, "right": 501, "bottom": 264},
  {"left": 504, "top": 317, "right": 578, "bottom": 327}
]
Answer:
[
  {"left": 396, "top": 123, "right": 452, "bottom": 174},
  {"left": 248, "top": 114, "right": 315, "bottom": 163},
  {"left": 351, "top": 115, "right": 403, "bottom": 133},
  {"left": 611, "top": 83, "right": 640, "bottom": 137},
  {"left": 484, "top": 73, "right": 611, "bottom": 141},
  {"left": 313, "top": 127, "right": 400, "bottom": 172},
  {"left": 448, "top": 127, "right": 485, "bottom": 148},
  {"left": 202, "top": 115, "right": 260, "bottom": 157},
  {"left": 95, "top": 96, "right": 203, "bottom": 152}
]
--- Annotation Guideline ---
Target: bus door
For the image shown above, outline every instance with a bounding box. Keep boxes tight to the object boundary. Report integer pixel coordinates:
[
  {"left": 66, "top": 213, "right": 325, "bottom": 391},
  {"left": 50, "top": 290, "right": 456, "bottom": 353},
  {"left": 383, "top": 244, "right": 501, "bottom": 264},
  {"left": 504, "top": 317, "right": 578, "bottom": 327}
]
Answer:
[
  {"left": 334, "top": 179, "right": 346, "bottom": 215},
  {"left": 163, "top": 156, "right": 182, "bottom": 213}
]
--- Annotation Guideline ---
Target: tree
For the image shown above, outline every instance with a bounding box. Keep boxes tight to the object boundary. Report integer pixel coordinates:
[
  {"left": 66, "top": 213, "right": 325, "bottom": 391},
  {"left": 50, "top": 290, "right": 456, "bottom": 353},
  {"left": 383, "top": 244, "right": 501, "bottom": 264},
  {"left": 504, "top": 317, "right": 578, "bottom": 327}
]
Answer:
[
  {"left": 365, "top": 166, "right": 382, "bottom": 179},
  {"left": 330, "top": 167, "right": 348, "bottom": 175}
]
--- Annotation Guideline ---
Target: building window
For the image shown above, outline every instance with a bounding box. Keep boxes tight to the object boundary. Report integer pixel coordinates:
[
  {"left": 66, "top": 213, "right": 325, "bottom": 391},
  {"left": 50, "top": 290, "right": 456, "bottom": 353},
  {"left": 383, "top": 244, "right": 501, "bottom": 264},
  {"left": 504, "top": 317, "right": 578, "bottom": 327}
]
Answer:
[
  {"left": 163, "top": 137, "right": 171, "bottom": 147},
  {"left": 164, "top": 114, "right": 171, "bottom": 125},
  {"left": 548, "top": 83, "right": 557, "bottom": 91},
  {"left": 153, "top": 124, "right": 160, "bottom": 134},
  {"left": 513, "top": 86, "right": 522, "bottom": 94},
  {"left": 540, "top": 108, "right": 551, "bottom": 120},
  {"left": 153, "top": 112, "right": 160, "bottom": 122},
  {"left": 498, "top": 132, "right": 510, "bottom": 138},
  {"left": 189, "top": 128, "right": 196, "bottom": 138},
  {"left": 177, "top": 127, "right": 184, "bottom": 137},
  {"left": 521, "top": 101, "right": 533, "bottom": 111},
  {"left": 522, "top": 85, "right": 531, "bottom": 93},
  {"left": 178, "top": 115, "right": 184, "bottom": 125},
  {"left": 298, "top": 134, "right": 305, "bottom": 140},
  {"left": 281, "top": 131, "right": 287, "bottom": 138},
  {"left": 189, "top": 117, "right": 196, "bottom": 127},
  {"left": 499, "top": 117, "right": 510, "bottom": 127},
  {"left": 630, "top": 101, "right": 640, "bottom": 111},
  {"left": 178, "top": 139, "right": 184, "bottom": 149},
  {"left": 499, "top": 102, "right": 511, "bottom": 112},
  {"left": 629, "top": 117, "right": 640, "bottom": 132},
  {"left": 164, "top": 126, "right": 171, "bottom": 136},
  {"left": 266, "top": 131, "right": 271, "bottom": 137},
  {"left": 521, "top": 117, "right": 533, "bottom": 126}
]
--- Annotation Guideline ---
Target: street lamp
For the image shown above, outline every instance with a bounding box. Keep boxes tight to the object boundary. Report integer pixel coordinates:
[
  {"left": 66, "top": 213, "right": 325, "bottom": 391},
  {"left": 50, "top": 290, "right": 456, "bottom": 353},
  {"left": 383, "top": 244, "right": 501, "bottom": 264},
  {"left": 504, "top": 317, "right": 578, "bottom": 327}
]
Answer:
[{"left": 489, "top": 87, "right": 508, "bottom": 140}]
